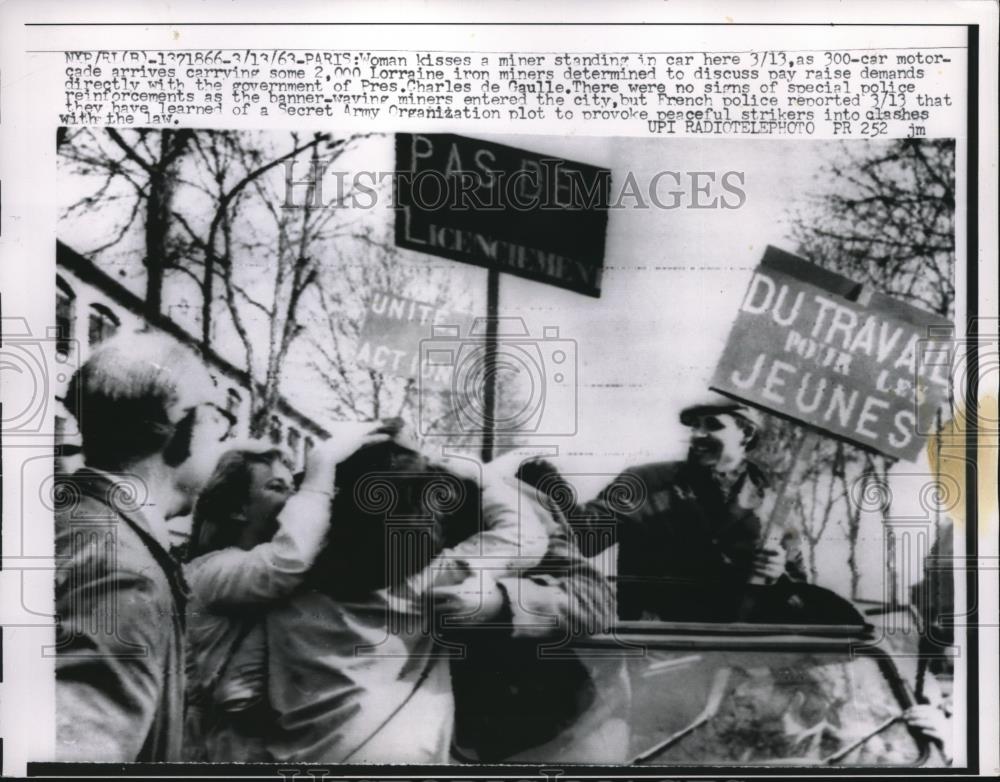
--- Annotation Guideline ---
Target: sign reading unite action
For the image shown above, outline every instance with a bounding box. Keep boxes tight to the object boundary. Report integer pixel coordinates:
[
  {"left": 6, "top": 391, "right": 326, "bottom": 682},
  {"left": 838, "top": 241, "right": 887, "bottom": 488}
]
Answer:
[
  {"left": 355, "top": 290, "right": 473, "bottom": 387},
  {"left": 712, "top": 246, "right": 953, "bottom": 462},
  {"left": 394, "top": 133, "right": 610, "bottom": 297}
]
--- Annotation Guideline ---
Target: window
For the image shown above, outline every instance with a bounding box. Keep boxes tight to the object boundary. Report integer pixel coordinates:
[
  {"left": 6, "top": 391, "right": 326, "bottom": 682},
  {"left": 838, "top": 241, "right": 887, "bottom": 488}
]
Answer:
[
  {"left": 87, "top": 303, "right": 120, "bottom": 347},
  {"left": 55, "top": 277, "right": 75, "bottom": 357},
  {"left": 287, "top": 426, "right": 301, "bottom": 453},
  {"left": 269, "top": 416, "right": 283, "bottom": 445},
  {"left": 304, "top": 436, "right": 315, "bottom": 457}
]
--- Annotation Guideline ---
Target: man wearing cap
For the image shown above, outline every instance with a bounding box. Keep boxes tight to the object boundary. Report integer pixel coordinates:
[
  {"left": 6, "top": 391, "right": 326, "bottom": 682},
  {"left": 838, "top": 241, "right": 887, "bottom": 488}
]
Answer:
[{"left": 525, "top": 393, "right": 804, "bottom": 622}]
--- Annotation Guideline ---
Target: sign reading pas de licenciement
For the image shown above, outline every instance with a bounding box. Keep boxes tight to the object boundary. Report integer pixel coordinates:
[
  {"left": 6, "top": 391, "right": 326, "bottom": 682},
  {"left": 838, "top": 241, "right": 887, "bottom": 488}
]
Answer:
[
  {"left": 394, "top": 133, "right": 610, "bottom": 297},
  {"left": 711, "top": 246, "right": 953, "bottom": 462}
]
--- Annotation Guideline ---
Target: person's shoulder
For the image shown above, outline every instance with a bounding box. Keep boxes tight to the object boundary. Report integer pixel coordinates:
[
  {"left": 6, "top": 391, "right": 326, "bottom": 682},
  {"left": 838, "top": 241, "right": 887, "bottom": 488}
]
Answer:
[
  {"left": 53, "top": 471, "right": 113, "bottom": 520},
  {"left": 55, "top": 483, "right": 170, "bottom": 593},
  {"left": 54, "top": 479, "right": 128, "bottom": 557},
  {"left": 52, "top": 469, "right": 142, "bottom": 538}
]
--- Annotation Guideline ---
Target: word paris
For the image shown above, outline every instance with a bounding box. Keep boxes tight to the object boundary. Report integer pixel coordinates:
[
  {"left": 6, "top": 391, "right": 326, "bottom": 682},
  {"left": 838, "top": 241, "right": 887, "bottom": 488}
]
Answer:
[{"left": 712, "top": 247, "right": 951, "bottom": 461}]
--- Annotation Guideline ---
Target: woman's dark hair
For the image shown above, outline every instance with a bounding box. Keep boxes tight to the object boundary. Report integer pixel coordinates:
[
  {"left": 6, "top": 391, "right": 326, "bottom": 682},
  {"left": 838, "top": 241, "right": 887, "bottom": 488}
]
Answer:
[
  {"left": 310, "top": 440, "right": 482, "bottom": 599},
  {"left": 186, "top": 447, "right": 293, "bottom": 561}
]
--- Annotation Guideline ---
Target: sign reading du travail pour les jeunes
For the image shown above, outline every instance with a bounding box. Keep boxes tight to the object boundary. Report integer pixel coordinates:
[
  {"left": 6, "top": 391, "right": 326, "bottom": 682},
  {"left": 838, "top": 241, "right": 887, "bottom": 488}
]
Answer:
[{"left": 712, "top": 246, "right": 953, "bottom": 462}]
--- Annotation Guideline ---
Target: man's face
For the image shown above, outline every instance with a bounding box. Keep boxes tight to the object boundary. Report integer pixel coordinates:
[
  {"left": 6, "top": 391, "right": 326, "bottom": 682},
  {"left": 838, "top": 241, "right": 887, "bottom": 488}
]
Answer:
[
  {"left": 163, "top": 362, "right": 234, "bottom": 514},
  {"left": 687, "top": 413, "right": 748, "bottom": 471},
  {"left": 171, "top": 403, "right": 237, "bottom": 516}
]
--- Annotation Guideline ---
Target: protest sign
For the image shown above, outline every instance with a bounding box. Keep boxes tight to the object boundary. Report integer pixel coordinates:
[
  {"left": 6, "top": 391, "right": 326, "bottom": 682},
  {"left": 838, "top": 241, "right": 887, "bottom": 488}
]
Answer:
[
  {"left": 394, "top": 132, "right": 610, "bottom": 298},
  {"left": 355, "top": 290, "right": 474, "bottom": 387},
  {"left": 711, "top": 246, "right": 953, "bottom": 461}
]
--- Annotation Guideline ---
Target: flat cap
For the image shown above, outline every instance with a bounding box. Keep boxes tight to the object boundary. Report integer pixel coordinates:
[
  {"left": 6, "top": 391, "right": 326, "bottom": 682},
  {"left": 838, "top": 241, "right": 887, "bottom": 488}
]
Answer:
[{"left": 679, "top": 392, "right": 765, "bottom": 431}]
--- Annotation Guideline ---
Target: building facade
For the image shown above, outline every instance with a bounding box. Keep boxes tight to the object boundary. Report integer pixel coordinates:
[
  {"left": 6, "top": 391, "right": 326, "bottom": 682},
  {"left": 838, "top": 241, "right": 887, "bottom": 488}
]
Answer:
[{"left": 55, "top": 240, "right": 329, "bottom": 475}]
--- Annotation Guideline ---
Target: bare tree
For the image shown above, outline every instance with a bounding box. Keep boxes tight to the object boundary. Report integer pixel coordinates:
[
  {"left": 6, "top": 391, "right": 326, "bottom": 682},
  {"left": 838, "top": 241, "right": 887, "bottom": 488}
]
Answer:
[
  {"left": 793, "top": 441, "right": 845, "bottom": 583},
  {"left": 58, "top": 128, "right": 412, "bottom": 439},
  {"left": 59, "top": 127, "right": 194, "bottom": 316},
  {"left": 790, "top": 138, "right": 955, "bottom": 319},
  {"left": 171, "top": 131, "right": 378, "bottom": 436},
  {"left": 835, "top": 449, "right": 874, "bottom": 600},
  {"left": 308, "top": 224, "right": 477, "bottom": 436},
  {"left": 168, "top": 130, "right": 339, "bottom": 352},
  {"left": 305, "top": 220, "right": 544, "bottom": 453}
]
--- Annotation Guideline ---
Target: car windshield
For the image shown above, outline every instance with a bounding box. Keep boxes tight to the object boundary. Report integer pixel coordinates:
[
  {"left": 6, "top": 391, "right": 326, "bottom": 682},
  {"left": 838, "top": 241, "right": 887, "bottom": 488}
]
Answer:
[{"left": 622, "top": 646, "right": 923, "bottom": 766}]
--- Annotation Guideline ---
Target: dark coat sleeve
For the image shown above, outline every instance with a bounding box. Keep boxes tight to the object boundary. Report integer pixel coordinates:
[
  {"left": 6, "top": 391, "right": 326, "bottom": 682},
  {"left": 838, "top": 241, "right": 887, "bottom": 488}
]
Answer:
[
  {"left": 496, "top": 492, "right": 616, "bottom": 638},
  {"left": 713, "top": 509, "right": 762, "bottom": 586},
  {"left": 565, "top": 469, "right": 651, "bottom": 557},
  {"left": 54, "top": 532, "right": 172, "bottom": 761},
  {"left": 516, "top": 458, "right": 644, "bottom": 558}
]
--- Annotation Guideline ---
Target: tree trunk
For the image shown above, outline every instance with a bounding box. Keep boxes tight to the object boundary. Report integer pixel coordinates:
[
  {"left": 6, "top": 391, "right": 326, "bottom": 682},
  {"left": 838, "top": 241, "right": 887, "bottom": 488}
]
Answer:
[
  {"left": 144, "top": 177, "right": 165, "bottom": 316},
  {"left": 201, "top": 249, "right": 215, "bottom": 350},
  {"left": 249, "top": 402, "right": 269, "bottom": 440},
  {"left": 143, "top": 130, "right": 187, "bottom": 318},
  {"left": 807, "top": 535, "right": 819, "bottom": 583},
  {"left": 875, "top": 455, "right": 899, "bottom": 606},
  {"left": 846, "top": 499, "right": 863, "bottom": 600}
]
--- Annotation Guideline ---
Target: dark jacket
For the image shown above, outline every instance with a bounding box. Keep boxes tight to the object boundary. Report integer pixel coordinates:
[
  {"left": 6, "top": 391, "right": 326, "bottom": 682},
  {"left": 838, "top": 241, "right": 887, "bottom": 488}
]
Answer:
[
  {"left": 449, "top": 482, "right": 626, "bottom": 762},
  {"left": 53, "top": 468, "right": 189, "bottom": 761},
  {"left": 568, "top": 459, "right": 804, "bottom": 622}
]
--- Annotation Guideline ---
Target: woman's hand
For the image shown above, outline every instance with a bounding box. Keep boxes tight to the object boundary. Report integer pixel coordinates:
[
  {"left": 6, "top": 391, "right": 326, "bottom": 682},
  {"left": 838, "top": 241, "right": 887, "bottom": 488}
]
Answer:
[{"left": 299, "top": 422, "right": 390, "bottom": 492}]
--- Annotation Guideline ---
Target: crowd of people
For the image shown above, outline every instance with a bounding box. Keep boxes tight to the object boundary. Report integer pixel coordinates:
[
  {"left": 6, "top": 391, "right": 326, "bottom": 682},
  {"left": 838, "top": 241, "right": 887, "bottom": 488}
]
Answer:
[{"left": 52, "top": 331, "right": 950, "bottom": 764}]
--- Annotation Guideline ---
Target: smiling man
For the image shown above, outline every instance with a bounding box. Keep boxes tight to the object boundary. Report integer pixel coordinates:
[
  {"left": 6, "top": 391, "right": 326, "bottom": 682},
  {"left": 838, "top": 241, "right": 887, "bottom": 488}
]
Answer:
[{"left": 529, "top": 393, "right": 805, "bottom": 622}]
